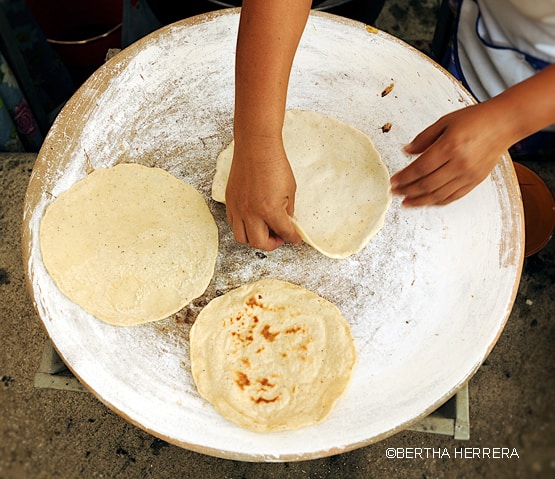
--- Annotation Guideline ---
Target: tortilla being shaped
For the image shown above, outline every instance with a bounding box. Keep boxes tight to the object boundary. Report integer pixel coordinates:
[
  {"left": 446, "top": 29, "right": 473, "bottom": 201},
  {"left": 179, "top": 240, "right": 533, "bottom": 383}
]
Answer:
[
  {"left": 39, "top": 163, "right": 218, "bottom": 326},
  {"left": 190, "top": 279, "right": 356, "bottom": 432},
  {"left": 212, "top": 109, "right": 392, "bottom": 258}
]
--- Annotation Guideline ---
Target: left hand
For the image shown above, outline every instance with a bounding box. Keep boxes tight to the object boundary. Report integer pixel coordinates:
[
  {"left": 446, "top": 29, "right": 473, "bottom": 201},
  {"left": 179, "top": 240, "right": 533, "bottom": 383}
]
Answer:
[{"left": 390, "top": 103, "right": 510, "bottom": 207}]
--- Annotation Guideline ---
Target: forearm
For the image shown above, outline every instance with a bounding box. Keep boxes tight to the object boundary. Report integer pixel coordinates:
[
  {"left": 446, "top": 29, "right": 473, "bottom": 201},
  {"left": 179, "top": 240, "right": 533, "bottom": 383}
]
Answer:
[
  {"left": 234, "top": 0, "right": 311, "bottom": 146},
  {"left": 486, "top": 64, "right": 555, "bottom": 147}
]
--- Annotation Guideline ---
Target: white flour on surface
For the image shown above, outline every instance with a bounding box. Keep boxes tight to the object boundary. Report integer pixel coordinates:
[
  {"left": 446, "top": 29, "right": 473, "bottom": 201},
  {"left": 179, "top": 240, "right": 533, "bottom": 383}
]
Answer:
[{"left": 24, "top": 11, "right": 523, "bottom": 461}]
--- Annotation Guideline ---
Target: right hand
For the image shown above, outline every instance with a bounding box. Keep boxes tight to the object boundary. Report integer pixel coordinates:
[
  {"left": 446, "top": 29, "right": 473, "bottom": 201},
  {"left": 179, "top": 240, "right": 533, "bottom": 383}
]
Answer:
[{"left": 225, "top": 135, "right": 303, "bottom": 251}]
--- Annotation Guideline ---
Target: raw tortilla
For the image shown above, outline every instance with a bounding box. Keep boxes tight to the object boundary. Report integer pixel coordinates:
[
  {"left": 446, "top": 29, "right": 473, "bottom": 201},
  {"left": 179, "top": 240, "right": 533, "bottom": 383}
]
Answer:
[
  {"left": 190, "top": 278, "right": 356, "bottom": 432},
  {"left": 39, "top": 163, "right": 218, "bottom": 326},
  {"left": 212, "top": 109, "right": 392, "bottom": 258}
]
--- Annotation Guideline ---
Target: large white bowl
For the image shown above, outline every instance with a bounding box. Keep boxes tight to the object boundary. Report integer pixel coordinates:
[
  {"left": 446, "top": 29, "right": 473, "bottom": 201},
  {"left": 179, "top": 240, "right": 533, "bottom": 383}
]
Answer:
[{"left": 22, "top": 10, "right": 523, "bottom": 462}]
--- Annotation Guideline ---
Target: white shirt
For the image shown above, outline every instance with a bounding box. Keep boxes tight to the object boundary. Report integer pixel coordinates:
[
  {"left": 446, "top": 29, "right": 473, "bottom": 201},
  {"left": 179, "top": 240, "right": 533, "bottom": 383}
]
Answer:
[{"left": 457, "top": 0, "right": 555, "bottom": 101}]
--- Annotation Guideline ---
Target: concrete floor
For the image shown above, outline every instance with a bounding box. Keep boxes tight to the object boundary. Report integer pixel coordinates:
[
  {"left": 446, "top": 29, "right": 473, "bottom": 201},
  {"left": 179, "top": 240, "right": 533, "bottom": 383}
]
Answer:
[{"left": 1, "top": 1, "right": 555, "bottom": 478}]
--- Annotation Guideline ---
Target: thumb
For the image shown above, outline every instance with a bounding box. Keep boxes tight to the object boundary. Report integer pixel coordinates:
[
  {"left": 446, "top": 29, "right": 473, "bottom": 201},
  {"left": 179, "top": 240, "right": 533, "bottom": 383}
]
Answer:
[{"left": 286, "top": 190, "right": 296, "bottom": 218}]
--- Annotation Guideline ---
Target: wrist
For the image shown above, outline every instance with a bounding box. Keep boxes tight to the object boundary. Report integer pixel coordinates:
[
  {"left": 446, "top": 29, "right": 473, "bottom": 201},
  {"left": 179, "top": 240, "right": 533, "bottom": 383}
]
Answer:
[
  {"left": 233, "top": 115, "right": 285, "bottom": 148},
  {"left": 479, "top": 97, "right": 530, "bottom": 149}
]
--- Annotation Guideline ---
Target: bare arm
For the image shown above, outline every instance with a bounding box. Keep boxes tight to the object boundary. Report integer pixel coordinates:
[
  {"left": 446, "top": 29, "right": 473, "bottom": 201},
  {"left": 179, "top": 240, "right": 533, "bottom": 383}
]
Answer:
[
  {"left": 391, "top": 64, "right": 555, "bottom": 206},
  {"left": 226, "top": 0, "right": 311, "bottom": 250}
]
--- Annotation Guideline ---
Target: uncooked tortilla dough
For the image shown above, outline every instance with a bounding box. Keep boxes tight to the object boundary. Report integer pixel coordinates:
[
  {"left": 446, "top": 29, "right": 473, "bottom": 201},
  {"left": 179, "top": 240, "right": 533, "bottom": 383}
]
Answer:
[
  {"left": 212, "top": 109, "right": 392, "bottom": 258},
  {"left": 190, "top": 278, "right": 356, "bottom": 432},
  {"left": 40, "top": 163, "right": 218, "bottom": 326}
]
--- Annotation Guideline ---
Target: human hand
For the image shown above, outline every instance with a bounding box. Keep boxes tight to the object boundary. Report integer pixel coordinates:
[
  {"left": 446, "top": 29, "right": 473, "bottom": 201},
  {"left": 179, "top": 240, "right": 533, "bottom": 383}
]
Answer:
[
  {"left": 390, "top": 103, "right": 511, "bottom": 207},
  {"left": 225, "top": 136, "right": 303, "bottom": 251}
]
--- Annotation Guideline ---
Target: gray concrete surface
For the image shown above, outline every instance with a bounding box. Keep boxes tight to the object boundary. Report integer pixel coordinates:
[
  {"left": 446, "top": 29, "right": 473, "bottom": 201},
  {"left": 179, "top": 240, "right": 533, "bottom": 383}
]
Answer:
[{"left": 1, "top": 1, "right": 554, "bottom": 478}]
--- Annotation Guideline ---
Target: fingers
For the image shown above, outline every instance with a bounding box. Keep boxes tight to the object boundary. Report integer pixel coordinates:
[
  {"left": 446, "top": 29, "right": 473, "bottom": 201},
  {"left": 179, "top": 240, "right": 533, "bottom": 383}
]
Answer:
[
  {"left": 391, "top": 113, "right": 496, "bottom": 207},
  {"left": 227, "top": 210, "right": 248, "bottom": 245},
  {"left": 391, "top": 153, "right": 445, "bottom": 197},
  {"left": 227, "top": 204, "right": 302, "bottom": 251},
  {"left": 392, "top": 145, "right": 486, "bottom": 207},
  {"left": 392, "top": 145, "right": 494, "bottom": 207},
  {"left": 233, "top": 216, "right": 300, "bottom": 251},
  {"left": 398, "top": 175, "right": 469, "bottom": 207},
  {"left": 391, "top": 148, "right": 457, "bottom": 206},
  {"left": 243, "top": 219, "right": 286, "bottom": 251},
  {"left": 391, "top": 122, "right": 446, "bottom": 193}
]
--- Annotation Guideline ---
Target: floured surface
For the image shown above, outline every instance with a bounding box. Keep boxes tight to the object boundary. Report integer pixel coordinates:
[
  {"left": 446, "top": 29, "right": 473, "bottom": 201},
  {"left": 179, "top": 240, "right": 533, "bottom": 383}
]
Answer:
[
  {"left": 212, "top": 110, "right": 392, "bottom": 258},
  {"left": 22, "top": 11, "right": 523, "bottom": 461},
  {"left": 39, "top": 164, "right": 218, "bottom": 326},
  {"left": 190, "top": 279, "right": 356, "bottom": 432}
]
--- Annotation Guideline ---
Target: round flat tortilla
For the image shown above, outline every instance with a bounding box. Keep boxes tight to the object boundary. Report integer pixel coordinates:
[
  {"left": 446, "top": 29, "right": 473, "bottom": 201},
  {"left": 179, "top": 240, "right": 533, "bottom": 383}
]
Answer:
[
  {"left": 212, "top": 109, "right": 392, "bottom": 258},
  {"left": 190, "top": 278, "right": 356, "bottom": 432},
  {"left": 39, "top": 163, "right": 218, "bottom": 326}
]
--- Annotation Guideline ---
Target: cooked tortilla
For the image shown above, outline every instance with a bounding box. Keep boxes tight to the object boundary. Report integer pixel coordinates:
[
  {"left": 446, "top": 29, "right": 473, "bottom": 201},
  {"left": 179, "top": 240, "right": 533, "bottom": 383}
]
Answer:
[
  {"left": 190, "top": 278, "right": 356, "bottom": 432},
  {"left": 212, "top": 109, "right": 391, "bottom": 258},
  {"left": 40, "top": 163, "right": 218, "bottom": 326}
]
